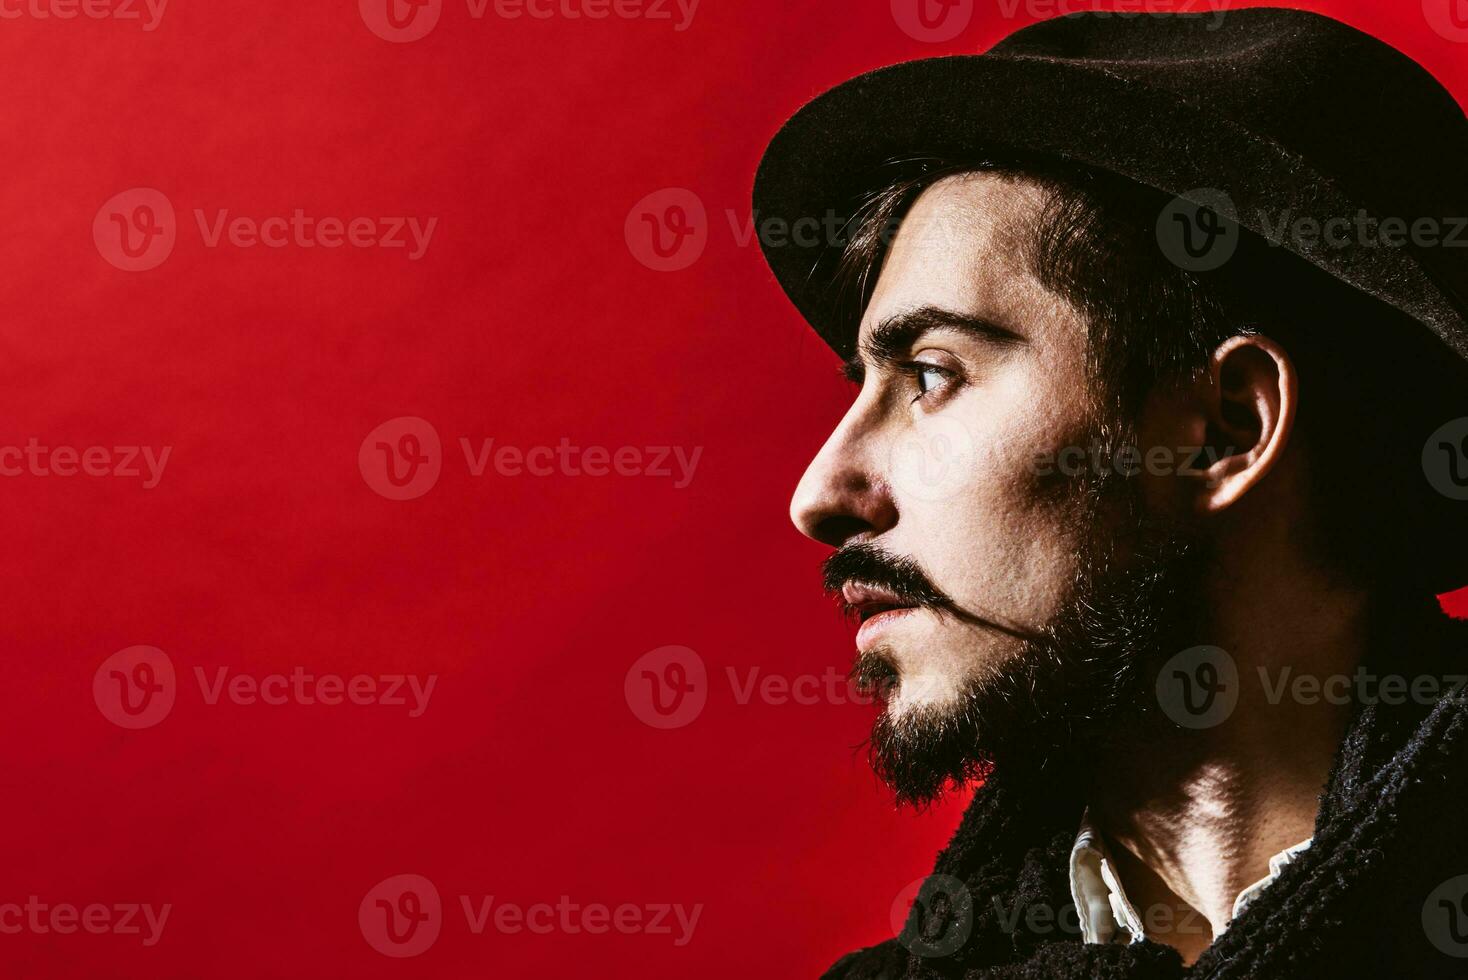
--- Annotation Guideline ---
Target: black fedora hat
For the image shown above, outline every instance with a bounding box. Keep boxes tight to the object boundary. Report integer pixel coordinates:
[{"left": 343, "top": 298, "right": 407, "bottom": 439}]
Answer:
[
  {"left": 753, "top": 7, "right": 1468, "bottom": 593},
  {"left": 753, "top": 7, "right": 1468, "bottom": 363}
]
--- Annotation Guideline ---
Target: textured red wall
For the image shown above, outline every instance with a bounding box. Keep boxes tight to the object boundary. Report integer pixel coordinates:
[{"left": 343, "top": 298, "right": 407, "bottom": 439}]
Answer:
[{"left": 0, "top": 1, "right": 1463, "bottom": 976}]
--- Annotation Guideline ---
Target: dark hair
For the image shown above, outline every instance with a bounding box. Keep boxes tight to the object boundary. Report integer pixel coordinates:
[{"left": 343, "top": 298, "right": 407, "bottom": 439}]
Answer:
[{"left": 829, "top": 156, "right": 1468, "bottom": 595}]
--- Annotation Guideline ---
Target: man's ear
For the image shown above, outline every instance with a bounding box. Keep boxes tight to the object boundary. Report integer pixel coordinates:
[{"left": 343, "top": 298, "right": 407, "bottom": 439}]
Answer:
[{"left": 1189, "top": 335, "right": 1298, "bottom": 513}]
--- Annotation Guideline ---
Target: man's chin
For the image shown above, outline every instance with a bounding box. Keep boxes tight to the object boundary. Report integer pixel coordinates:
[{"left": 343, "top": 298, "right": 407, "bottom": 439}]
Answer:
[
  {"left": 858, "top": 526, "right": 1209, "bottom": 808},
  {"left": 878, "top": 673, "right": 967, "bottom": 718},
  {"left": 867, "top": 694, "right": 991, "bottom": 808},
  {"left": 851, "top": 653, "right": 1005, "bottom": 805},
  {"left": 868, "top": 663, "right": 1088, "bottom": 806}
]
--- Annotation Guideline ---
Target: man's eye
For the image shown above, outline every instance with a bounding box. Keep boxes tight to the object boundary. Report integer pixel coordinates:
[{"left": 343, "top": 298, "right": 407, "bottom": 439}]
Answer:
[
  {"left": 917, "top": 365, "right": 948, "bottom": 393},
  {"left": 907, "top": 362, "right": 957, "bottom": 400}
]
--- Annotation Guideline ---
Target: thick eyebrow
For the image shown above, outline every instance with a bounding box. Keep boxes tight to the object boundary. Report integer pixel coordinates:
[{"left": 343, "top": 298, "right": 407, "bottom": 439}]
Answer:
[{"left": 841, "top": 305, "right": 1026, "bottom": 382}]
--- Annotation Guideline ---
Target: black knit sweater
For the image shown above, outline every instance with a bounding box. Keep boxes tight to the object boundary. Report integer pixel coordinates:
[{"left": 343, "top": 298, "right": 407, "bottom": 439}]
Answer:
[{"left": 823, "top": 599, "right": 1468, "bottom": 979}]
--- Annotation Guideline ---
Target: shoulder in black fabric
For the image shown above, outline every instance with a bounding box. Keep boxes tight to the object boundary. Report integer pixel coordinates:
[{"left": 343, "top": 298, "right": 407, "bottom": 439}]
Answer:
[
  {"left": 1188, "top": 598, "right": 1468, "bottom": 979},
  {"left": 820, "top": 938, "right": 906, "bottom": 980}
]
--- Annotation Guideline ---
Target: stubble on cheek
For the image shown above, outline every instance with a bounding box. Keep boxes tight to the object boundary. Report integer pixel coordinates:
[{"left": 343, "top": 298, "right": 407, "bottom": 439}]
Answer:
[
  {"left": 913, "top": 420, "right": 1092, "bottom": 645},
  {"left": 900, "top": 455, "right": 1096, "bottom": 709}
]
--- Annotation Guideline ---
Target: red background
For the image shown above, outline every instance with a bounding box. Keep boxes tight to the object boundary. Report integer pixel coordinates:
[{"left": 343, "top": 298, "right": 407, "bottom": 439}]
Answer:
[{"left": 1, "top": 1, "right": 1465, "bottom": 976}]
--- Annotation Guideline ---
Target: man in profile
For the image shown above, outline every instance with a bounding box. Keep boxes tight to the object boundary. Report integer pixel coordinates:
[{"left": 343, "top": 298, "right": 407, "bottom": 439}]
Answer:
[{"left": 754, "top": 9, "right": 1468, "bottom": 977}]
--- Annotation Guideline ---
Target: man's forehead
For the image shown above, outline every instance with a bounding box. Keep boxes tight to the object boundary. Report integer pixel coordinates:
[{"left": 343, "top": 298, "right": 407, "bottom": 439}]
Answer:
[{"left": 858, "top": 172, "right": 1060, "bottom": 345}]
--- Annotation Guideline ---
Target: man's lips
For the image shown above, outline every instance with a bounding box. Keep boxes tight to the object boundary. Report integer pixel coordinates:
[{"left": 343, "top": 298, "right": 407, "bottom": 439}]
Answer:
[
  {"left": 841, "top": 582, "right": 923, "bottom": 649},
  {"left": 840, "top": 582, "right": 919, "bottom": 622}
]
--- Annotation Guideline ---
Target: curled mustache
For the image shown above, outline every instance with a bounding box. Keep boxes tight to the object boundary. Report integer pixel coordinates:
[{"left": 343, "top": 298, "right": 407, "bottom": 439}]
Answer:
[{"left": 821, "top": 543, "right": 953, "bottom": 613}]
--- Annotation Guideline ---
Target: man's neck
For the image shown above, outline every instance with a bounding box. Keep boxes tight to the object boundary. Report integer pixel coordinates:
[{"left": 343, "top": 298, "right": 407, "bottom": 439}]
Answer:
[{"left": 1085, "top": 578, "right": 1367, "bottom": 960}]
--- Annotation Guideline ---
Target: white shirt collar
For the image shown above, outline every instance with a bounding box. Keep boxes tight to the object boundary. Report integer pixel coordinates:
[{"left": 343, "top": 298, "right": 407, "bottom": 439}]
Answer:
[{"left": 1067, "top": 810, "right": 1312, "bottom": 945}]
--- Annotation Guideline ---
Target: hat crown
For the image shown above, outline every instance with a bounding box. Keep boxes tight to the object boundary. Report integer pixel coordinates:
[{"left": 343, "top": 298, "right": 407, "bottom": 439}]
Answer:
[{"left": 990, "top": 10, "right": 1468, "bottom": 220}]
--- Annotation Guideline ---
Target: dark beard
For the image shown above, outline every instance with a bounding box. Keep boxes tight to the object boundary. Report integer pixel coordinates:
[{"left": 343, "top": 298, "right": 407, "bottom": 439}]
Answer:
[{"left": 850, "top": 462, "right": 1212, "bottom": 807}]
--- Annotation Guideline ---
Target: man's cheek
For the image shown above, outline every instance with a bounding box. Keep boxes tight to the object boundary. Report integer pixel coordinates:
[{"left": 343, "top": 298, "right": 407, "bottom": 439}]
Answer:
[
  {"left": 939, "top": 512, "right": 1081, "bottom": 630},
  {"left": 886, "top": 415, "right": 982, "bottom": 503}
]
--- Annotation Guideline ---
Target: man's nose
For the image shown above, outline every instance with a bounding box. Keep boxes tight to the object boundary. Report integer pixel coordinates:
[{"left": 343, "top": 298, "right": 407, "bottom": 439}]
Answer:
[{"left": 789, "top": 421, "right": 897, "bottom": 547}]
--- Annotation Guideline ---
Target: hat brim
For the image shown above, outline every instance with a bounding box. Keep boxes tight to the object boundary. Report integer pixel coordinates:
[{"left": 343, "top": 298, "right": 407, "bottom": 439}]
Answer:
[{"left": 752, "top": 54, "right": 1468, "bottom": 362}]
